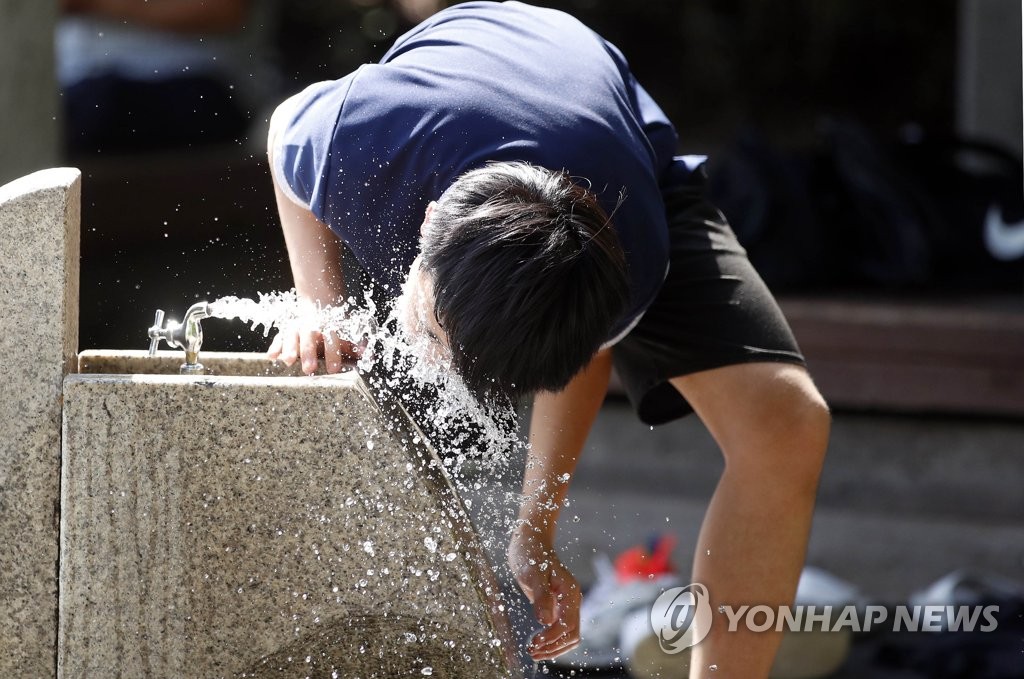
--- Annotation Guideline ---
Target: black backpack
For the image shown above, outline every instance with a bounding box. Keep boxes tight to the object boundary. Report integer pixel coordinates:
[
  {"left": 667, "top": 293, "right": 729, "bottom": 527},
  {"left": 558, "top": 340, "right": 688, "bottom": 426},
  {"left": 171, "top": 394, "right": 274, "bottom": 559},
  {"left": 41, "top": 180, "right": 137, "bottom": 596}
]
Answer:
[
  {"left": 892, "top": 129, "right": 1024, "bottom": 291},
  {"left": 707, "top": 120, "right": 1024, "bottom": 292}
]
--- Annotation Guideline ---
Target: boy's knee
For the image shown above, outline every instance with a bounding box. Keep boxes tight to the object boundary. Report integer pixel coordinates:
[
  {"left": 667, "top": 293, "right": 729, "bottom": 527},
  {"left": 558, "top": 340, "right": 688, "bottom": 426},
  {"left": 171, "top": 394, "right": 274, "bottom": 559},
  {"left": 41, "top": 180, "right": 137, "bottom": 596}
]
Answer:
[
  {"left": 792, "top": 381, "right": 831, "bottom": 449},
  {"left": 737, "top": 367, "right": 830, "bottom": 492},
  {"left": 774, "top": 379, "right": 831, "bottom": 491}
]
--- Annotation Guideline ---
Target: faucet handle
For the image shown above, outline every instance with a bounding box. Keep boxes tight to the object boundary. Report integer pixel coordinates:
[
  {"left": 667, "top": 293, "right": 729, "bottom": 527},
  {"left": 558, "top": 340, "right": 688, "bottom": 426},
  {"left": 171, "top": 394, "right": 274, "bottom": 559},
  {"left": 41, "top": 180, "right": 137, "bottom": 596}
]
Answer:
[
  {"left": 146, "top": 304, "right": 210, "bottom": 374},
  {"left": 148, "top": 309, "right": 166, "bottom": 355}
]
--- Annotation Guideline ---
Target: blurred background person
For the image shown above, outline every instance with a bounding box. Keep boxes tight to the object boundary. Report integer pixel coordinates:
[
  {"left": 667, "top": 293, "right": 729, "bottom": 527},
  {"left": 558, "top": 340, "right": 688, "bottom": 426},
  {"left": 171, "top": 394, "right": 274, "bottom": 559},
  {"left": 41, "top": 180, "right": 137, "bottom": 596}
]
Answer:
[{"left": 57, "top": 0, "right": 282, "bottom": 154}]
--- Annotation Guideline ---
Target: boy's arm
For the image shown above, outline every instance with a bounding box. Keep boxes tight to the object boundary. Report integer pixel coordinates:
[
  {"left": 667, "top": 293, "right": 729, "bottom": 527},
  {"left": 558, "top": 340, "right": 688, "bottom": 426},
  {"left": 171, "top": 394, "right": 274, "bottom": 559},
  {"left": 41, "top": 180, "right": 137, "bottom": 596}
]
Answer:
[
  {"left": 510, "top": 347, "right": 613, "bottom": 661},
  {"left": 266, "top": 168, "right": 359, "bottom": 374}
]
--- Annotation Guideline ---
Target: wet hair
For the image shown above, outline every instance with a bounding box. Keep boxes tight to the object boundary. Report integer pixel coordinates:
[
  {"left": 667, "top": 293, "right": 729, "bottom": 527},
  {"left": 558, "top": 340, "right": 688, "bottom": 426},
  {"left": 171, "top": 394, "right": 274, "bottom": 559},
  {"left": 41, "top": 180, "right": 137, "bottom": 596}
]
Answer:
[{"left": 420, "top": 161, "right": 629, "bottom": 401}]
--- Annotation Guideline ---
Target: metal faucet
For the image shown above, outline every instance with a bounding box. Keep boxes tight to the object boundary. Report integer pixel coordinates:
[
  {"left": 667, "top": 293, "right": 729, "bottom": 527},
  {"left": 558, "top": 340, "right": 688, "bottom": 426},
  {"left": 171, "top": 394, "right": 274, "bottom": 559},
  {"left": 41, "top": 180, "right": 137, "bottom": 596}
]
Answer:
[{"left": 147, "top": 302, "right": 212, "bottom": 374}]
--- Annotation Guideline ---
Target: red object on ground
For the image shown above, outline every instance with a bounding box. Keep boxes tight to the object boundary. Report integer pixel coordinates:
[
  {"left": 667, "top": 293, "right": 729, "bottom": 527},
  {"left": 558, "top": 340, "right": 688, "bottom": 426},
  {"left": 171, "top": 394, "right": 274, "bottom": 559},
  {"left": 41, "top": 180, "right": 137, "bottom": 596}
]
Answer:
[{"left": 614, "top": 534, "right": 677, "bottom": 583}]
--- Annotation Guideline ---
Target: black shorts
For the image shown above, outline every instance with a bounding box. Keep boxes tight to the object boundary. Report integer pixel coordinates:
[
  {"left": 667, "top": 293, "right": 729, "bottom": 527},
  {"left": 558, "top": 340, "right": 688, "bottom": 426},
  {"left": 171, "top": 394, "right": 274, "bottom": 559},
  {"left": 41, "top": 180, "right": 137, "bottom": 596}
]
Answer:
[{"left": 611, "top": 170, "right": 806, "bottom": 426}]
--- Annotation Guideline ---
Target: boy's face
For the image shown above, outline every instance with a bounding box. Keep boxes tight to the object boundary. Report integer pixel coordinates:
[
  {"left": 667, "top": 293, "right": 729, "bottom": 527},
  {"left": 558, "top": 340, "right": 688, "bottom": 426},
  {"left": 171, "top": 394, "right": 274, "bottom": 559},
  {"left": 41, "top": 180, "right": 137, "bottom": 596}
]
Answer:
[{"left": 396, "top": 254, "right": 452, "bottom": 368}]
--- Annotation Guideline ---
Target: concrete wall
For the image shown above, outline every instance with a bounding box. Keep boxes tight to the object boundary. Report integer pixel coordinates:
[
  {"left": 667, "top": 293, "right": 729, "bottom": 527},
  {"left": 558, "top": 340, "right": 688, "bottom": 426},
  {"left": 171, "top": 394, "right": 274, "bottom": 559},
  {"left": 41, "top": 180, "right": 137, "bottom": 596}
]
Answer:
[{"left": 0, "top": 169, "right": 80, "bottom": 677}]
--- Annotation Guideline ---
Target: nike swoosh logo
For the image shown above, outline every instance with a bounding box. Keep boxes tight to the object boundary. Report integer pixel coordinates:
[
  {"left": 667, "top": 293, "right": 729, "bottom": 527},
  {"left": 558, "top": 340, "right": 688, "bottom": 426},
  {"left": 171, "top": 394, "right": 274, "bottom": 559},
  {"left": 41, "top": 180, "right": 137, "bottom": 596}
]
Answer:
[{"left": 983, "top": 204, "right": 1024, "bottom": 261}]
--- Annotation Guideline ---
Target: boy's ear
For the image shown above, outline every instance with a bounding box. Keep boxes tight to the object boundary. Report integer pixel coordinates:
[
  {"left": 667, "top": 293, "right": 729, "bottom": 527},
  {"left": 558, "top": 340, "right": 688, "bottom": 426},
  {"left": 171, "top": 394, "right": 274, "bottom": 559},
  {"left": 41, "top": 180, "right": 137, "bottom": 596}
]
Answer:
[{"left": 420, "top": 201, "right": 437, "bottom": 238}]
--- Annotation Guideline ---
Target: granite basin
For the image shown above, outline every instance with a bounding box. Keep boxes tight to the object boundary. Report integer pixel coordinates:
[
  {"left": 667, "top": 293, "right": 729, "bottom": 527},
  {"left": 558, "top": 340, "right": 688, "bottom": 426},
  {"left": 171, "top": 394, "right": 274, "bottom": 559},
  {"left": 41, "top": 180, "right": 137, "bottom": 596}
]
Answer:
[{"left": 59, "top": 351, "right": 518, "bottom": 678}]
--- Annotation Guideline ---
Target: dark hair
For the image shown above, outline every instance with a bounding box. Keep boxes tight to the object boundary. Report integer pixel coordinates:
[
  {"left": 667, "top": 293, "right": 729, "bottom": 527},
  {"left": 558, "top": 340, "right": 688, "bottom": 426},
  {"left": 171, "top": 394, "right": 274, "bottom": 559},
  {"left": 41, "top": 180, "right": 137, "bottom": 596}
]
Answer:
[{"left": 420, "top": 161, "right": 629, "bottom": 401}]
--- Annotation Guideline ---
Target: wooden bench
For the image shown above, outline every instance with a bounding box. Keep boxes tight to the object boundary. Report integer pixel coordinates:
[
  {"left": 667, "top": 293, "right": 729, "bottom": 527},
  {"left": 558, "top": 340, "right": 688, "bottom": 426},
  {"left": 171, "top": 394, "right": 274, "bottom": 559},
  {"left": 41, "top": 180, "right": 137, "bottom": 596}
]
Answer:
[{"left": 780, "top": 295, "right": 1024, "bottom": 417}]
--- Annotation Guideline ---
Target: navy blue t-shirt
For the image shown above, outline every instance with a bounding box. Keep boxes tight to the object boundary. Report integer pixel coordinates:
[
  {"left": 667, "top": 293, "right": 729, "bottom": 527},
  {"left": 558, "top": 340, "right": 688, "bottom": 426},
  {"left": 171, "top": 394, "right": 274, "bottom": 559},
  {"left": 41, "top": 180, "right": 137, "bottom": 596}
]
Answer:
[{"left": 273, "top": 0, "right": 683, "bottom": 340}]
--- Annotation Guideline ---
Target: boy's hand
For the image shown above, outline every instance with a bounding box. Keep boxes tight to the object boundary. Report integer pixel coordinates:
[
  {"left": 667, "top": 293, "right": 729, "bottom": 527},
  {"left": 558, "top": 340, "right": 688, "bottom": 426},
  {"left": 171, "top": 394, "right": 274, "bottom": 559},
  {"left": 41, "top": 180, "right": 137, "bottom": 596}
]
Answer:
[
  {"left": 508, "top": 525, "right": 582, "bottom": 661},
  {"left": 267, "top": 322, "right": 362, "bottom": 375}
]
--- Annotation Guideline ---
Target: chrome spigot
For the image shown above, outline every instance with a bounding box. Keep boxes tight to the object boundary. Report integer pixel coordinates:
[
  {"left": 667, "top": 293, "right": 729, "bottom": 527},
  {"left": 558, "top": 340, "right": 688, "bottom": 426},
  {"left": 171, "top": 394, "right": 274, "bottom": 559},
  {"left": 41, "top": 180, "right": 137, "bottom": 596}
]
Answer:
[{"left": 147, "top": 302, "right": 212, "bottom": 375}]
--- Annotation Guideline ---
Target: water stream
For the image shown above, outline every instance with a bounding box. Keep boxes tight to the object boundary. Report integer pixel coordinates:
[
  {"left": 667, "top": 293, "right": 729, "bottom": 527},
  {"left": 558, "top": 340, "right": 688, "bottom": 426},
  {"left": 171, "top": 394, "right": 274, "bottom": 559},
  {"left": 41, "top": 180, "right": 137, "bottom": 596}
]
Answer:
[{"left": 208, "top": 288, "right": 521, "bottom": 470}]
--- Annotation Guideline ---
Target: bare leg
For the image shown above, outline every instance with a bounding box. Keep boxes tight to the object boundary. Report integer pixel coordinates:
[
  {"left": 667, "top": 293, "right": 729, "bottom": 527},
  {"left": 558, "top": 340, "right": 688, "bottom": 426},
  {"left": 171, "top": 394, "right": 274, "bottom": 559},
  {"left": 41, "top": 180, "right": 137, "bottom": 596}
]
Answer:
[{"left": 670, "top": 363, "right": 830, "bottom": 679}]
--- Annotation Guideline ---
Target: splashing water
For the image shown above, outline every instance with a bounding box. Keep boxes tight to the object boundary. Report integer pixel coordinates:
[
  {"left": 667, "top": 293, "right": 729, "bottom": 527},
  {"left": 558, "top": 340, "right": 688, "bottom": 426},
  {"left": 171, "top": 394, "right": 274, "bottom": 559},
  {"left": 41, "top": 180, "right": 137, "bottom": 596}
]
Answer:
[{"left": 208, "top": 287, "right": 522, "bottom": 474}]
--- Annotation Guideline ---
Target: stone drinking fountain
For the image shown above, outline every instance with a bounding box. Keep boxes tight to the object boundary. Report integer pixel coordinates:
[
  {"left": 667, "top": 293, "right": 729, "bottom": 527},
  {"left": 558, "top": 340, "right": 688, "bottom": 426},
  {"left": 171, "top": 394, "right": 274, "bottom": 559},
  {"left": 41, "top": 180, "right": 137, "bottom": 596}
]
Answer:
[{"left": 0, "top": 168, "right": 519, "bottom": 678}]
